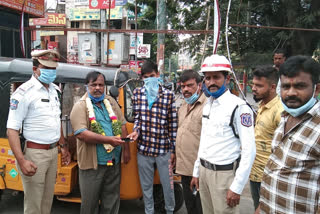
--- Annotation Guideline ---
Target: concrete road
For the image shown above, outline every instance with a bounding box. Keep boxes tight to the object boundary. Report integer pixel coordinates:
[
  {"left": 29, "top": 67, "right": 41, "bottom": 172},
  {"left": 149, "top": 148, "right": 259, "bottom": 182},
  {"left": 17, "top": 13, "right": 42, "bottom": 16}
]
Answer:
[{"left": 0, "top": 182, "right": 254, "bottom": 214}]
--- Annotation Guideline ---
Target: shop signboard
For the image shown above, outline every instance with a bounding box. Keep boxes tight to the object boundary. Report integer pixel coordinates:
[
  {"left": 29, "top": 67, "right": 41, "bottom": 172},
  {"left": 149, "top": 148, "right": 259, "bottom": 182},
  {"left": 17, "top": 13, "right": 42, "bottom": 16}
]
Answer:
[
  {"left": 89, "top": 0, "right": 115, "bottom": 9},
  {"left": 68, "top": 8, "right": 100, "bottom": 20},
  {"left": 0, "top": 0, "right": 44, "bottom": 17},
  {"left": 106, "top": 6, "right": 123, "bottom": 19},
  {"left": 115, "top": 0, "right": 127, "bottom": 6},
  {"left": 29, "top": 13, "right": 66, "bottom": 26},
  {"left": 137, "top": 44, "right": 150, "bottom": 58}
]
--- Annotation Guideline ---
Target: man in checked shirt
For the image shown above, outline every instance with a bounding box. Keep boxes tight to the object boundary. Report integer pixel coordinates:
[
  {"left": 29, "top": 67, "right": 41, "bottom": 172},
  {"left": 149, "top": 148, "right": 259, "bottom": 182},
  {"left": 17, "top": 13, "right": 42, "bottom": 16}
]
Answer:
[
  {"left": 255, "top": 55, "right": 320, "bottom": 214},
  {"left": 128, "top": 60, "right": 177, "bottom": 214}
]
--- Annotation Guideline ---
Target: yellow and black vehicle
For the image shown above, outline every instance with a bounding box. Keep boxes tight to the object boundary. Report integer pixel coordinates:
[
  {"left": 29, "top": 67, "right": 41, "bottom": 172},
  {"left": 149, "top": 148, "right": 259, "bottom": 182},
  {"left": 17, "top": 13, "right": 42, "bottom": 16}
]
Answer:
[{"left": 0, "top": 57, "right": 183, "bottom": 212}]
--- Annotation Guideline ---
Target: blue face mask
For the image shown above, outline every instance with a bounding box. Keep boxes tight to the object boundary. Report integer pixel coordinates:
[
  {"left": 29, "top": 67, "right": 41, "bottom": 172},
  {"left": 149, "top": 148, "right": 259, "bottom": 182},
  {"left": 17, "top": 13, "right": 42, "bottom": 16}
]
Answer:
[
  {"left": 144, "top": 77, "right": 160, "bottom": 109},
  {"left": 281, "top": 87, "right": 317, "bottom": 117},
  {"left": 202, "top": 80, "right": 227, "bottom": 98},
  {"left": 184, "top": 86, "right": 200, "bottom": 104},
  {"left": 38, "top": 68, "right": 56, "bottom": 84},
  {"left": 87, "top": 87, "right": 105, "bottom": 103}
]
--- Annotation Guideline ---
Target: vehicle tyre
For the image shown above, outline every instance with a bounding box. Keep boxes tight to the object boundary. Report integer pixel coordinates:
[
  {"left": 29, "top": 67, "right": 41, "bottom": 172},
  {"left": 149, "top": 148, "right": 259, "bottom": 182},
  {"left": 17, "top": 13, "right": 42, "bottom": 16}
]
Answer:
[
  {"left": 173, "top": 183, "right": 184, "bottom": 212},
  {"left": 153, "top": 183, "right": 184, "bottom": 213}
]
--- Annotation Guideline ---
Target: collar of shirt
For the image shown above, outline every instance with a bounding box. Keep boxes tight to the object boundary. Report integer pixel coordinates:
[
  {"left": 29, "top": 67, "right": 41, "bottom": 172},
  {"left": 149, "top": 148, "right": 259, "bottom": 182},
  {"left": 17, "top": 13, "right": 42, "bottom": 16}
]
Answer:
[
  {"left": 259, "top": 96, "right": 281, "bottom": 111},
  {"left": 209, "top": 89, "right": 232, "bottom": 105}
]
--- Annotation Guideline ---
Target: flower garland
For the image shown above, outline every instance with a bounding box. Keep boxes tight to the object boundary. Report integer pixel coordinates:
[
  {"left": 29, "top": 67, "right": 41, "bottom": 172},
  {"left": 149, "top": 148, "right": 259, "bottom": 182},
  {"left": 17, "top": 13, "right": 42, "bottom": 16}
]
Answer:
[{"left": 86, "top": 97, "right": 122, "bottom": 166}]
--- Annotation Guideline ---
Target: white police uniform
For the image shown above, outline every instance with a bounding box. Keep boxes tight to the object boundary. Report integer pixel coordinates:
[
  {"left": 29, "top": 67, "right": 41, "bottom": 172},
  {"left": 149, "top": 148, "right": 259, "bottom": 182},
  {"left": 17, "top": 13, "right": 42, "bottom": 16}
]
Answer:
[
  {"left": 7, "top": 75, "right": 61, "bottom": 144},
  {"left": 193, "top": 90, "right": 256, "bottom": 213}
]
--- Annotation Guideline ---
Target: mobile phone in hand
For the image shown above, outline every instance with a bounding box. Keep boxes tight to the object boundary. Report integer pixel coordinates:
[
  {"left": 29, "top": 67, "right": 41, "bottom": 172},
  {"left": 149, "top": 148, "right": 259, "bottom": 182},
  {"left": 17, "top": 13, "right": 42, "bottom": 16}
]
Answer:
[
  {"left": 192, "top": 186, "right": 198, "bottom": 196},
  {"left": 121, "top": 138, "right": 131, "bottom": 142}
]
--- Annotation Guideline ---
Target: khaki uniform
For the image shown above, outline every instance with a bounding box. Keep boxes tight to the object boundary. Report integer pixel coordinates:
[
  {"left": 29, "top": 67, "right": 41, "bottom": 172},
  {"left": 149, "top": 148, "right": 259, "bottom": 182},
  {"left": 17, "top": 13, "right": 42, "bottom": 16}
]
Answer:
[
  {"left": 6, "top": 49, "right": 61, "bottom": 214},
  {"left": 176, "top": 93, "right": 206, "bottom": 214},
  {"left": 176, "top": 93, "right": 206, "bottom": 176}
]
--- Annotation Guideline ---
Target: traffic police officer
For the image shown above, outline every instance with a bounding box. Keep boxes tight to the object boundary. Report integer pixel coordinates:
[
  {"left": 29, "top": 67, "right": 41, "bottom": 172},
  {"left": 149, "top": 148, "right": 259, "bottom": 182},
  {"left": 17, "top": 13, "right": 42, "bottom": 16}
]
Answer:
[
  {"left": 190, "top": 54, "right": 256, "bottom": 213},
  {"left": 6, "top": 49, "right": 71, "bottom": 214}
]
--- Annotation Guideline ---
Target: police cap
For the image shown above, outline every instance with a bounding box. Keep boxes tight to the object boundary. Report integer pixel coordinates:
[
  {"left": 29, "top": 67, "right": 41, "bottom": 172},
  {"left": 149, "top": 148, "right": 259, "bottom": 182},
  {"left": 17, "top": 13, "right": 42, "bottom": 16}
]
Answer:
[{"left": 31, "top": 49, "right": 60, "bottom": 68}]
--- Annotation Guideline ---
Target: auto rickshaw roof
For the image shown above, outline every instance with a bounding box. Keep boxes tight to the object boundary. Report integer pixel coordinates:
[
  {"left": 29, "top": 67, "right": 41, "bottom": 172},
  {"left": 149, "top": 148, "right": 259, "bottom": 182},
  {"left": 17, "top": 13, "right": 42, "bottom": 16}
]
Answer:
[{"left": 0, "top": 57, "right": 128, "bottom": 86}]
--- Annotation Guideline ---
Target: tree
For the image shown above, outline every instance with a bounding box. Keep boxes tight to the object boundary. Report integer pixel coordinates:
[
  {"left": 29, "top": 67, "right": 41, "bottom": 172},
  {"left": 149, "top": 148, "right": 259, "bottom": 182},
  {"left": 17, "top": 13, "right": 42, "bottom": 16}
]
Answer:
[
  {"left": 180, "top": 0, "right": 320, "bottom": 67},
  {"left": 126, "top": 0, "right": 180, "bottom": 63}
]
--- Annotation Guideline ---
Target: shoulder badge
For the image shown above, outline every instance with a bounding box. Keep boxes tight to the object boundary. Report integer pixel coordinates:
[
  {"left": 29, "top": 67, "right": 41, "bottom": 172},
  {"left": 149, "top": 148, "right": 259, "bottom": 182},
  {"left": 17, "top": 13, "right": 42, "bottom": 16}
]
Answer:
[
  {"left": 10, "top": 99, "right": 19, "bottom": 110},
  {"left": 240, "top": 113, "right": 252, "bottom": 127}
]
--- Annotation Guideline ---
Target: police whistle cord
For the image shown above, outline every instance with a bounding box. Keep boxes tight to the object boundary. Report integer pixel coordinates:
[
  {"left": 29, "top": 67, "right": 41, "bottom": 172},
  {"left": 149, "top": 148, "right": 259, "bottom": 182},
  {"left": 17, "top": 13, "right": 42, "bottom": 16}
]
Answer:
[{"left": 225, "top": 0, "right": 256, "bottom": 115}]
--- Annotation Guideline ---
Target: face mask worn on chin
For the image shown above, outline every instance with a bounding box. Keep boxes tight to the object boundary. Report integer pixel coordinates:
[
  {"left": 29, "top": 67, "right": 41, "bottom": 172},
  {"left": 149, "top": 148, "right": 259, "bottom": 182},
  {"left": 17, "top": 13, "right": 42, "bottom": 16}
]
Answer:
[
  {"left": 38, "top": 68, "right": 56, "bottom": 84},
  {"left": 202, "top": 80, "right": 227, "bottom": 99},
  {"left": 281, "top": 87, "right": 317, "bottom": 117},
  {"left": 87, "top": 87, "right": 105, "bottom": 103},
  {"left": 184, "top": 86, "right": 200, "bottom": 104},
  {"left": 144, "top": 77, "right": 160, "bottom": 109}
]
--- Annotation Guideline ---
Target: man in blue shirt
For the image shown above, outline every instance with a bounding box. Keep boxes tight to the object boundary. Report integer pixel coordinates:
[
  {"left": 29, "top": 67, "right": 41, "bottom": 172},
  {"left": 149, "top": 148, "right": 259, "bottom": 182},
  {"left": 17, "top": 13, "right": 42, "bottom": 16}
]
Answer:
[{"left": 70, "top": 71, "right": 130, "bottom": 214}]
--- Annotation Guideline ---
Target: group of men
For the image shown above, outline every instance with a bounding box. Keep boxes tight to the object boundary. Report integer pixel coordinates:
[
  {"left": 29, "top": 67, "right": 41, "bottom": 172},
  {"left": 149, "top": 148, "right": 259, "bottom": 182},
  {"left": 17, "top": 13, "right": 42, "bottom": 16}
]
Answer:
[{"left": 6, "top": 47, "right": 320, "bottom": 214}]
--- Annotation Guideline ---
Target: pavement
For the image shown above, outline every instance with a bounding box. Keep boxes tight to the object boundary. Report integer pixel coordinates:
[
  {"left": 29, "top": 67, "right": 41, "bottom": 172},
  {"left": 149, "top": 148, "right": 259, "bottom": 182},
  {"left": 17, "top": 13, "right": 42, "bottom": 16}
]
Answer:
[{"left": 0, "top": 184, "right": 254, "bottom": 214}]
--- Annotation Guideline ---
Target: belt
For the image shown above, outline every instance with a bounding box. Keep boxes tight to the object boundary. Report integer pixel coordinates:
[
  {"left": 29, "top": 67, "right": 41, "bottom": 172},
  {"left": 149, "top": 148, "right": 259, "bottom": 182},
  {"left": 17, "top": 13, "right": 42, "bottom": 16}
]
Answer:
[
  {"left": 26, "top": 141, "right": 58, "bottom": 150},
  {"left": 200, "top": 157, "right": 240, "bottom": 171}
]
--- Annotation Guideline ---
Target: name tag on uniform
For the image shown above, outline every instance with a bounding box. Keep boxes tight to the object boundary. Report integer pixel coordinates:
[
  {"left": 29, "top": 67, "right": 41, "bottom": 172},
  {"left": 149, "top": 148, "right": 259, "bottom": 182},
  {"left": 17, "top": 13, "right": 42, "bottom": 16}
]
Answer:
[{"left": 41, "top": 99, "right": 49, "bottom": 102}]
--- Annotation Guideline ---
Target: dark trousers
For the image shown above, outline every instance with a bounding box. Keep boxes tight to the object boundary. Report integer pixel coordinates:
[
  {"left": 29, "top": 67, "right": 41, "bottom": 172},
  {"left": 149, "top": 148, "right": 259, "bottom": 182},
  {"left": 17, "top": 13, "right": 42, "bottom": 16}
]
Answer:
[
  {"left": 79, "top": 163, "right": 121, "bottom": 214},
  {"left": 181, "top": 175, "right": 203, "bottom": 214},
  {"left": 250, "top": 180, "right": 261, "bottom": 211}
]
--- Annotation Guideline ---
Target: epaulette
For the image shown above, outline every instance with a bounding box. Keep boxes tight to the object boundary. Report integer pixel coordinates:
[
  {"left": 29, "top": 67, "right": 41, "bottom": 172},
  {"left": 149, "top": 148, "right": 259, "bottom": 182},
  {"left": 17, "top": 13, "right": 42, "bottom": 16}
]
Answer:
[{"left": 15, "top": 80, "right": 34, "bottom": 95}]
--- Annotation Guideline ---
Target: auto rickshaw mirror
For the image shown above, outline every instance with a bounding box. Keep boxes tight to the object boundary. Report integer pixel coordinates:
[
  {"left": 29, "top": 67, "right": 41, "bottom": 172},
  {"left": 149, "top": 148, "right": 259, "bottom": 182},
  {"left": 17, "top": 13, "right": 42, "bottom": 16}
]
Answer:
[{"left": 109, "top": 85, "right": 119, "bottom": 99}]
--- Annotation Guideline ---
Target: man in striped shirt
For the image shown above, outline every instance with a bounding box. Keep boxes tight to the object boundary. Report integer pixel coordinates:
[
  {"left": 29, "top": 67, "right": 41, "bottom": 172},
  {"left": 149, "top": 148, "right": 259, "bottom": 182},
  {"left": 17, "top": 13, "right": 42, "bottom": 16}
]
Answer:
[
  {"left": 257, "top": 55, "right": 320, "bottom": 213},
  {"left": 128, "top": 60, "right": 177, "bottom": 214}
]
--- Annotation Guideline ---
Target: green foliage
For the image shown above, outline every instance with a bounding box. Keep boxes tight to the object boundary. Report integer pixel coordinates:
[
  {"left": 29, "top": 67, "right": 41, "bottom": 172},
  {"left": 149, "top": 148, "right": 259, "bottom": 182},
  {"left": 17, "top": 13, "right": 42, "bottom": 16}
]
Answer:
[
  {"left": 112, "top": 120, "right": 122, "bottom": 136},
  {"left": 181, "top": 0, "right": 319, "bottom": 67},
  {"left": 91, "top": 121, "right": 104, "bottom": 135},
  {"left": 126, "top": 0, "right": 319, "bottom": 69}
]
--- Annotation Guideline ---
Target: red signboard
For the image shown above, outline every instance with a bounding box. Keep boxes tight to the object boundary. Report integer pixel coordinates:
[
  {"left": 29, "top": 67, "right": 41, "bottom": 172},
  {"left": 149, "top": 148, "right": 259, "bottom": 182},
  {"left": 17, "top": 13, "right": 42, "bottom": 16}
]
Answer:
[
  {"left": 0, "top": 0, "right": 44, "bottom": 17},
  {"left": 129, "top": 60, "right": 143, "bottom": 74},
  {"left": 29, "top": 13, "right": 66, "bottom": 26},
  {"left": 89, "top": 0, "right": 115, "bottom": 9},
  {"left": 48, "top": 41, "right": 59, "bottom": 50}
]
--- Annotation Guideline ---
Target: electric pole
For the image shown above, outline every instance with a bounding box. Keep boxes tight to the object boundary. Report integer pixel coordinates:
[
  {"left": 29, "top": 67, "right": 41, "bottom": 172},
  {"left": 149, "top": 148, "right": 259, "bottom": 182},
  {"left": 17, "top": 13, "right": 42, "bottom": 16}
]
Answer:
[{"left": 157, "top": 0, "right": 166, "bottom": 77}]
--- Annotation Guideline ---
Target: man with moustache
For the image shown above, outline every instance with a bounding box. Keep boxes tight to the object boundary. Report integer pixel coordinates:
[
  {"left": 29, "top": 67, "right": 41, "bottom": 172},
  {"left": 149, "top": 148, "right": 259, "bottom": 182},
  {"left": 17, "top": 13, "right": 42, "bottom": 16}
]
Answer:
[
  {"left": 70, "top": 71, "right": 130, "bottom": 214},
  {"left": 249, "top": 66, "right": 283, "bottom": 211},
  {"left": 273, "top": 49, "right": 286, "bottom": 71},
  {"left": 6, "top": 49, "right": 71, "bottom": 214},
  {"left": 190, "top": 54, "right": 256, "bottom": 213},
  {"left": 176, "top": 69, "right": 205, "bottom": 214},
  {"left": 256, "top": 56, "right": 320, "bottom": 214}
]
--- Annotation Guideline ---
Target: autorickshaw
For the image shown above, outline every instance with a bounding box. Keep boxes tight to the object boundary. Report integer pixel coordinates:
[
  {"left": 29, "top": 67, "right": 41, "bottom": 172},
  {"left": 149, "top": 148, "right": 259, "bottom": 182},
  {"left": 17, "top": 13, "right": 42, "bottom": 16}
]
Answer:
[{"left": 0, "top": 57, "right": 183, "bottom": 212}]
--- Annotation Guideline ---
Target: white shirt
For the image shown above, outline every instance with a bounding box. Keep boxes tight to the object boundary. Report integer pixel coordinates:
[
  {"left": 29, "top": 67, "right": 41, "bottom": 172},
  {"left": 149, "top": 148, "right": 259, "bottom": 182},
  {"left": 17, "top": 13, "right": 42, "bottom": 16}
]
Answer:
[
  {"left": 193, "top": 90, "right": 256, "bottom": 194},
  {"left": 276, "top": 79, "right": 281, "bottom": 96},
  {"left": 7, "top": 76, "right": 61, "bottom": 144}
]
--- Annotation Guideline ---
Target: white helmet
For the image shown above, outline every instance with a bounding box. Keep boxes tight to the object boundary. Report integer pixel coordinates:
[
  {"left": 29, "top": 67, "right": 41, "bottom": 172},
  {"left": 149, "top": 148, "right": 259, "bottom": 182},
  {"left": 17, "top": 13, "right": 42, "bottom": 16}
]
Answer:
[{"left": 201, "top": 54, "right": 231, "bottom": 73}]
